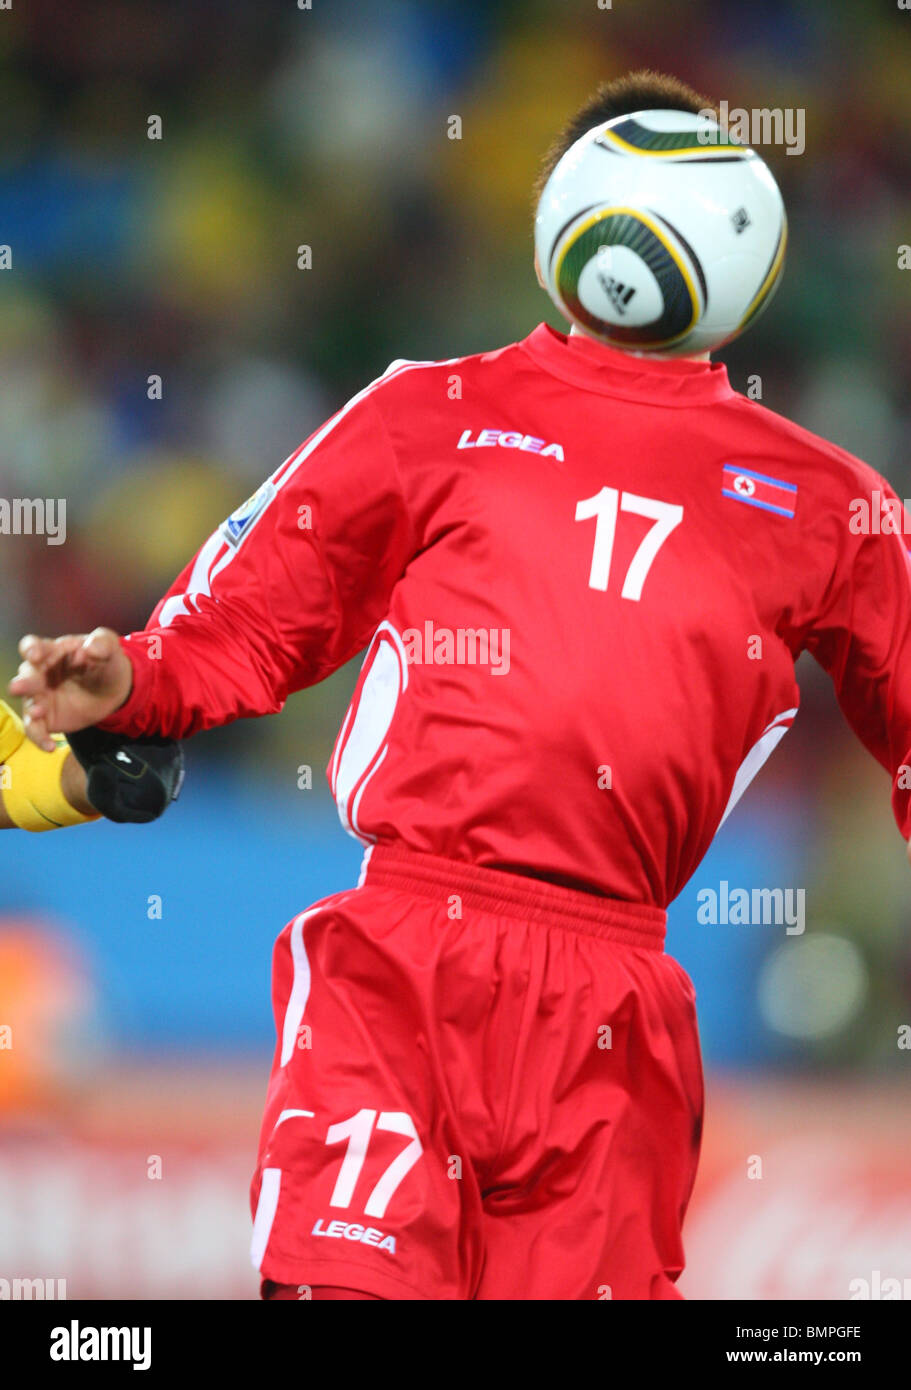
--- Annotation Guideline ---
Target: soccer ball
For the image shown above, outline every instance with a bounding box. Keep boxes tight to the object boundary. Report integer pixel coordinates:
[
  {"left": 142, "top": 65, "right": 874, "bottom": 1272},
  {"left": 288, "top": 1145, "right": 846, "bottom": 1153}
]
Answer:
[{"left": 534, "top": 109, "right": 787, "bottom": 357}]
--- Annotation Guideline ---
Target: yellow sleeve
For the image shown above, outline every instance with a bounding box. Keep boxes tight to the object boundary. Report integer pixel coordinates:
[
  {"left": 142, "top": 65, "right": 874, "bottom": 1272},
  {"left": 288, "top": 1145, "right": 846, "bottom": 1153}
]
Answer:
[{"left": 0, "top": 700, "right": 100, "bottom": 831}]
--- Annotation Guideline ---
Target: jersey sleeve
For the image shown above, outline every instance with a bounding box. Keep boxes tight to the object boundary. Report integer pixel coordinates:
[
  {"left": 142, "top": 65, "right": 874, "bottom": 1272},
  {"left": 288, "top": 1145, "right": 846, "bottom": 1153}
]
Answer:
[
  {"left": 99, "top": 381, "right": 417, "bottom": 739},
  {"left": 803, "top": 474, "right": 911, "bottom": 839}
]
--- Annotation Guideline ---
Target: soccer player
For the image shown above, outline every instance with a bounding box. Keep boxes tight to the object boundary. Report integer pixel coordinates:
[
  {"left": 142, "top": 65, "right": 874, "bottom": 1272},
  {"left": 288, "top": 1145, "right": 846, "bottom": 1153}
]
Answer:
[{"left": 10, "top": 70, "right": 911, "bottom": 1301}]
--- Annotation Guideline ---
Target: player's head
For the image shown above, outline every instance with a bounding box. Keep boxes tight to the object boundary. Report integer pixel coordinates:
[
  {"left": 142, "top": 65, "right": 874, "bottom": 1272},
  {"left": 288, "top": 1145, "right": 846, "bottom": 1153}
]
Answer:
[
  {"left": 533, "top": 70, "right": 716, "bottom": 222},
  {"left": 532, "top": 70, "right": 787, "bottom": 360}
]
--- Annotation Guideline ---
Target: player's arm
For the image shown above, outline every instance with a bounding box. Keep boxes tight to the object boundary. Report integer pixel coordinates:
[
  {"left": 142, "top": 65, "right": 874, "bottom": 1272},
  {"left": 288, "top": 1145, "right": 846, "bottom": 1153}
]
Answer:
[
  {"left": 10, "top": 383, "right": 417, "bottom": 744},
  {"left": 0, "top": 753, "right": 96, "bottom": 829},
  {"left": 0, "top": 695, "right": 184, "bottom": 828},
  {"left": 0, "top": 697, "right": 97, "bottom": 829},
  {"left": 803, "top": 474, "right": 911, "bottom": 858}
]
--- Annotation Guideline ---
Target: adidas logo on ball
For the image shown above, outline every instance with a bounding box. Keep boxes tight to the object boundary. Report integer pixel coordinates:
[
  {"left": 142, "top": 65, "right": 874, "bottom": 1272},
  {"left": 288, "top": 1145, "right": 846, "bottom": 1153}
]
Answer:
[{"left": 598, "top": 273, "right": 637, "bottom": 316}]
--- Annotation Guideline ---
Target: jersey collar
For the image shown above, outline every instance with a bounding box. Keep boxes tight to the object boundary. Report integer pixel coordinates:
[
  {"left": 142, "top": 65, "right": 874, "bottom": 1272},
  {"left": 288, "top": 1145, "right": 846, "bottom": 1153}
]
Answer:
[{"left": 520, "top": 322, "right": 736, "bottom": 406}]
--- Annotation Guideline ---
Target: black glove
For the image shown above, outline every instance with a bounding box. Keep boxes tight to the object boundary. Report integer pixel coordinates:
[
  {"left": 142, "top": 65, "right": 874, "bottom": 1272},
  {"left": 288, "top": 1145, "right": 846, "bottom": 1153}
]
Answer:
[{"left": 66, "top": 727, "right": 185, "bottom": 824}]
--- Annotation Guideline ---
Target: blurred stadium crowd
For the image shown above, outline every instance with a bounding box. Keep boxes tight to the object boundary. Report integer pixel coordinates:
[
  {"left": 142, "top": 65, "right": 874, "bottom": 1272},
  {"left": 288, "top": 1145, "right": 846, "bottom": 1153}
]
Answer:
[{"left": 2, "top": 0, "right": 911, "bottom": 1071}]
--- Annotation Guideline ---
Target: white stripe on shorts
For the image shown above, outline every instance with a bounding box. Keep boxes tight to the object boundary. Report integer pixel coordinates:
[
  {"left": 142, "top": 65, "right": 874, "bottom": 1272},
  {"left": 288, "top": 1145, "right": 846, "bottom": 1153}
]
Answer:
[{"left": 250, "top": 1167, "right": 282, "bottom": 1271}]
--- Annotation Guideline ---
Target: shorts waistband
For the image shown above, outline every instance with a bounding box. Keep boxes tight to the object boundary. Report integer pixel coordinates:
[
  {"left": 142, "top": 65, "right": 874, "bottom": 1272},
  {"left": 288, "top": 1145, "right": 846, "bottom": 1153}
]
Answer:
[{"left": 361, "top": 843, "right": 666, "bottom": 950}]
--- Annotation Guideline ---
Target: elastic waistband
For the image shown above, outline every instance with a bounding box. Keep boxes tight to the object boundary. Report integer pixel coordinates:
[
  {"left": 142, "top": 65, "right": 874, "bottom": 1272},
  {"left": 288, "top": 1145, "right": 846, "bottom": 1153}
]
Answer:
[{"left": 361, "top": 843, "right": 666, "bottom": 950}]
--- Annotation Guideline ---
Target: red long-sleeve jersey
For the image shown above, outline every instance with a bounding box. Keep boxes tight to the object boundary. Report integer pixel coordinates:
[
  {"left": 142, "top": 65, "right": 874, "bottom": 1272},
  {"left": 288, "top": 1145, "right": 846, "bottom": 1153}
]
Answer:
[{"left": 99, "top": 323, "right": 911, "bottom": 905}]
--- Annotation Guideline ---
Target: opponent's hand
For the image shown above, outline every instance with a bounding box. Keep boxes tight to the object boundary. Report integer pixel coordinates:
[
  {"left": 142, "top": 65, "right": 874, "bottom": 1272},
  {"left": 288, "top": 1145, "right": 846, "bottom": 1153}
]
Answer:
[{"left": 8, "top": 628, "right": 133, "bottom": 751}]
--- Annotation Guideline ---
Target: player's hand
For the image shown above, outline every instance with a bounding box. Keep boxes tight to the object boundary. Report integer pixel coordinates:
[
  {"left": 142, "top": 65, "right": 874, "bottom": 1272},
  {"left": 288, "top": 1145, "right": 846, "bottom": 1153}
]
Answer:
[{"left": 8, "top": 628, "right": 133, "bottom": 752}]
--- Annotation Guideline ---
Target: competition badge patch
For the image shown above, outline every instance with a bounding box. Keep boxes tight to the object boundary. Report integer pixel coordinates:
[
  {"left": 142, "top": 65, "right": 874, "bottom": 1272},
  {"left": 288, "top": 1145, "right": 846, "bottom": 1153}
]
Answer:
[{"left": 221, "top": 479, "right": 276, "bottom": 547}]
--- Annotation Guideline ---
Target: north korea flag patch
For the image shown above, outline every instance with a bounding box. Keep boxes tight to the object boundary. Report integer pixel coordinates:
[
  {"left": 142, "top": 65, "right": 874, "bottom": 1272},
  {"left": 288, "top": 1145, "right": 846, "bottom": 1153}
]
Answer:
[{"left": 722, "top": 463, "right": 797, "bottom": 518}]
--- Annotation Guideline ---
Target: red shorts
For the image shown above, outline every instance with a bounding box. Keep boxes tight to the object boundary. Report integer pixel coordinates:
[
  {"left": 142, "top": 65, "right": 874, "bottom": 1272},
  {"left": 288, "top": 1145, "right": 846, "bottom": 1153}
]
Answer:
[{"left": 250, "top": 843, "right": 704, "bottom": 1300}]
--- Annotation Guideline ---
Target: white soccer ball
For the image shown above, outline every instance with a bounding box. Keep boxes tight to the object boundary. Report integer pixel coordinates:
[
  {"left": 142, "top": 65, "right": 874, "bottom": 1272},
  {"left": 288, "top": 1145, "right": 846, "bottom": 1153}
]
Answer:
[{"left": 534, "top": 109, "right": 787, "bottom": 357}]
